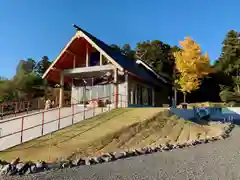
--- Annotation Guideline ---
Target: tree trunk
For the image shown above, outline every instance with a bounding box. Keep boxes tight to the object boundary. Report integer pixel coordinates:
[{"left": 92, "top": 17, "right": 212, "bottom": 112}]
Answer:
[
  {"left": 174, "top": 88, "right": 177, "bottom": 107},
  {"left": 183, "top": 92, "right": 186, "bottom": 103}
]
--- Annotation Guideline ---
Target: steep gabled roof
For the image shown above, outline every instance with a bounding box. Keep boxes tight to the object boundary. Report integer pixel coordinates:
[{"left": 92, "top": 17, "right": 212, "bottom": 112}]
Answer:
[
  {"left": 43, "top": 24, "right": 170, "bottom": 87},
  {"left": 72, "top": 24, "right": 170, "bottom": 87}
]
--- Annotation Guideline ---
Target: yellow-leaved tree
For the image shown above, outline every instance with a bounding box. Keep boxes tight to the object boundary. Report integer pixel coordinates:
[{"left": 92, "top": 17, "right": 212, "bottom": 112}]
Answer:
[{"left": 174, "top": 37, "right": 212, "bottom": 103}]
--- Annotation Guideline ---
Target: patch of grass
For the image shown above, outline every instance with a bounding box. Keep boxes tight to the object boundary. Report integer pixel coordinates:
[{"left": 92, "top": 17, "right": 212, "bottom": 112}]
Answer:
[
  {"left": 0, "top": 108, "right": 227, "bottom": 162},
  {"left": 0, "top": 108, "right": 164, "bottom": 162}
]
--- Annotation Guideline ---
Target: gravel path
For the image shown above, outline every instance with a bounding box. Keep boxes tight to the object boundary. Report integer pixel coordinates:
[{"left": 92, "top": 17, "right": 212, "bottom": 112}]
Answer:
[{"left": 3, "top": 127, "right": 240, "bottom": 180}]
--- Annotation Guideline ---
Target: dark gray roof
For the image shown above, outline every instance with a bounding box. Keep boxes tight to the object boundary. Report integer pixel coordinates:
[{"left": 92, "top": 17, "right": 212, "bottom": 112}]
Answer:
[{"left": 73, "top": 24, "right": 171, "bottom": 88}]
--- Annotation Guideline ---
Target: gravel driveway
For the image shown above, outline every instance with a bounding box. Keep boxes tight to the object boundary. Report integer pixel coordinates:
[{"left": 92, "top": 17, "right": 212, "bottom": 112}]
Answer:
[{"left": 3, "top": 127, "right": 240, "bottom": 180}]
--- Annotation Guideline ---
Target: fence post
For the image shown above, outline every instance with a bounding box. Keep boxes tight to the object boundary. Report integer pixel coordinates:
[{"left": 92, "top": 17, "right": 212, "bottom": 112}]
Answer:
[
  {"left": 1, "top": 105, "right": 3, "bottom": 120},
  {"left": 72, "top": 104, "right": 74, "bottom": 125},
  {"left": 14, "top": 102, "right": 17, "bottom": 117},
  {"left": 120, "top": 94, "right": 122, "bottom": 108},
  {"left": 83, "top": 106, "right": 85, "bottom": 120},
  {"left": 58, "top": 108, "right": 61, "bottom": 130},
  {"left": 93, "top": 103, "right": 95, "bottom": 116},
  {"left": 20, "top": 117, "right": 24, "bottom": 143},
  {"left": 42, "top": 111, "right": 44, "bottom": 136}
]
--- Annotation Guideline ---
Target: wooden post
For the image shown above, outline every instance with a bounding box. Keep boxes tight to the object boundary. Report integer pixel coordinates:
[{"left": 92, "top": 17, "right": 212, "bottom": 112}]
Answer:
[
  {"left": 20, "top": 117, "right": 24, "bottom": 143},
  {"left": 86, "top": 45, "right": 89, "bottom": 67},
  {"left": 152, "top": 88, "right": 155, "bottom": 106},
  {"left": 59, "top": 71, "right": 64, "bottom": 108},
  {"left": 100, "top": 53, "right": 103, "bottom": 66},
  {"left": 114, "top": 68, "right": 118, "bottom": 108},
  {"left": 73, "top": 55, "right": 76, "bottom": 68},
  {"left": 125, "top": 72, "right": 128, "bottom": 108}
]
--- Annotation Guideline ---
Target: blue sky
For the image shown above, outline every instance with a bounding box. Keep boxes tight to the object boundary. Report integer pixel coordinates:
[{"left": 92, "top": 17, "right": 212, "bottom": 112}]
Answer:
[{"left": 0, "top": 0, "right": 239, "bottom": 78}]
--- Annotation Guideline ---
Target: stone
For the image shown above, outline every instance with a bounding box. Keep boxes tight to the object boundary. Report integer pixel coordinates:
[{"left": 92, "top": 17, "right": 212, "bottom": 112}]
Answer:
[
  {"left": 149, "top": 147, "right": 158, "bottom": 153},
  {"left": 100, "top": 153, "right": 113, "bottom": 162},
  {"left": 83, "top": 158, "right": 91, "bottom": 165},
  {"left": 144, "top": 147, "right": 153, "bottom": 154},
  {"left": 8, "top": 167, "right": 17, "bottom": 176},
  {"left": 10, "top": 158, "right": 20, "bottom": 166},
  {"left": 204, "top": 139, "right": 209, "bottom": 143},
  {"left": 74, "top": 158, "right": 86, "bottom": 166},
  {"left": 154, "top": 146, "right": 162, "bottom": 151},
  {"left": 16, "top": 162, "right": 29, "bottom": 175},
  {"left": 0, "top": 164, "right": 11, "bottom": 175},
  {"left": 61, "top": 160, "right": 73, "bottom": 168},
  {"left": 112, "top": 152, "right": 126, "bottom": 160},
  {"left": 36, "top": 161, "right": 45, "bottom": 170},
  {"left": 135, "top": 148, "right": 147, "bottom": 155},
  {"left": 30, "top": 164, "right": 37, "bottom": 174},
  {"left": 90, "top": 157, "right": 104, "bottom": 164},
  {"left": 127, "top": 149, "right": 139, "bottom": 157}
]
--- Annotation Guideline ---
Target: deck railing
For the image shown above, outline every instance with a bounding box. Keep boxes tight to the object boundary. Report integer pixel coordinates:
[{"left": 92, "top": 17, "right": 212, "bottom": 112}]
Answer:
[{"left": 0, "top": 94, "right": 127, "bottom": 151}]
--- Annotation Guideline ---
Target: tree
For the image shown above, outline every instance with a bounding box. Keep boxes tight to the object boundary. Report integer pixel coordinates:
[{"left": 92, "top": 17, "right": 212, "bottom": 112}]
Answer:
[
  {"left": 121, "top": 44, "right": 135, "bottom": 60},
  {"left": 135, "top": 40, "right": 175, "bottom": 79},
  {"left": 16, "top": 58, "right": 36, "bottom": 75},
  {"left": 35, "top": 56, "right": 52, "bottom": 76},
  {"left": 215, "top": 30, "right": 240, "bottom": 102},
  {"left": 110, "top": 44, "right": 121, "bottom": 52},
  {"left": 216, "top": 30, "right": 240, "bottom": 75},
  {"left": 174, "top": 37, "right": 212, "bottom": 102}
]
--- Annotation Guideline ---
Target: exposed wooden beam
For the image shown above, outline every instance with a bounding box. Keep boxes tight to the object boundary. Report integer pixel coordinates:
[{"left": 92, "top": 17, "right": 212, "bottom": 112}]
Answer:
[
  {"left": 73, "top": 27, "right": 123, "bottom": 71},
  {"left": 73, "top": 56, "right": 76, "bottom": 68},
  {"left": 100, "top": 53, "right": 103, "bottom": 66},
  {"left": 42, "top": 33, "right": 80, "bottom": 79},
  {"left": 59, "top": 71, "right": 64, "bottom": 108},
  {"left": 65, "top": 50, "right": 82, "bottom": 58},
  {"left": 114, "top": 68, "right": 119, "bottom": 108},
  {"left": 86, "top": 44, "right": 89, "bottom": 67},
  {"left": 63, "top": 64, "right": 115, "bottom": 75}
]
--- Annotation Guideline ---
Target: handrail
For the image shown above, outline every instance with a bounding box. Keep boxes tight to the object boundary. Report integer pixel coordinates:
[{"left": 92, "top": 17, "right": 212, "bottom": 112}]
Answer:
[
  {"left": 0, "top": 93, "right": 127, "bottom": 151},
  {"left": 0, "top": 93, "right": 120, "bottom": 123}
]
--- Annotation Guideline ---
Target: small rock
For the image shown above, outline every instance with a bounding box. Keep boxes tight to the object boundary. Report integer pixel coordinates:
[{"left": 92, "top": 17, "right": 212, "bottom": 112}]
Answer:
[
  {"left": 145, "top": 147, "right": 152, "bottom": 153},
  {"left": 221, "top": 133, "right": 229, "bottom": 139},
  {"left": 61, "top": 160, "right": 73, "bottom": 168},
  {"left": 100, "top": 153, "right": 113, "bottom": 162},
  {"left": 16, "top": 162, "right": 29, "bottom": 175},
  {"left": 149, "top": 147, "right": 158, "bottom": 152},
  {"left": 90, "top": 157, "right": 104, "bottom": 164},
  {"left": 36, "top": 161, "right": 45, "bottom": 169},
  {"left": 179, "top": 143, "right": 187, "bottom": 148},
  {"left": 0, "top": 164, "right": 11, "bottom": 175},
  {"left": 171, "top": 144, "right": 178, "bottom": 149},
  {"left": 135, "top": 148, "right": 147, "bottom": 155},
  {"left": 74, "top": 158, "right": 86, "bottom": 166},
  {"left": 162, "top": 146, "right": 170, "bottom": 151},
  {"left": 126, "top": 149, "right": 137, "bottom": 157},
  {"left": 205, "top": 139, "right": 209, "bottom": 143},
  {"left": 8, "top": 166, "right": 17, "bottom": 176},
  {"left": 83, "top": 157, "right": 91, "bottom": 165},
  {"left": 154, "top": 146, "right": 162, "bottom": 151},
  {"left": 112, "top": 152, "right": 126, "bottom": 160},
  {"left": 167, "top": 143, "right": 174, "bottom": 150},
  {"left": 72, "top": 159, "right": 80, "bottom": 166},
  {"left": 11, "top": 158, "right": 20, "bottom": 166},
  {"left": 30, "top": 164, "right": 37, "bottom": 174}
]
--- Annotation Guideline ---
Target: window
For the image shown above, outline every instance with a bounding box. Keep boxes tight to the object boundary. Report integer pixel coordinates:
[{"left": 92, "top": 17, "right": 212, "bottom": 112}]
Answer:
[
  {"left": 148, "top": 88, "right": 153, "bottom": 106},
  {"left": 142, "top": 87, "right": 148, "bottom": 105}
]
